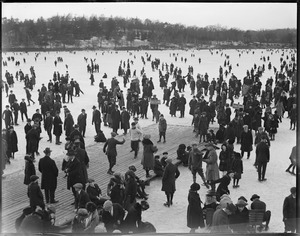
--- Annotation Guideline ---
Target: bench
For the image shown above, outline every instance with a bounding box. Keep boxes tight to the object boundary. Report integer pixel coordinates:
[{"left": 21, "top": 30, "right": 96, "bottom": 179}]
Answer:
[{"left": 248, "top": 209, "right": 265, "bottom": 233}]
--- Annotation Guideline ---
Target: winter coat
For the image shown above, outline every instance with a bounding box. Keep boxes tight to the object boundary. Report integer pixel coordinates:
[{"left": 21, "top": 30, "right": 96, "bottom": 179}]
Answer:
[
  {"left": 121, "top": 110, "right": 130, "bottom": 130},
  {"left": 240, "top": 131, "right": 253, "bottom": 152},
  {"left": 75, "top": 190, "right": 90, "bottom": 209},
  {"left": 218, "top": 150, "right": 229, "bottom": 172},
  {"left": 27, "top": 182, "right": 45, "bottom": 208},
  {"left": 103, "top": 138, "right": 125, "bottom": 158},
  {"left": 203, "top": 149, "right": 220, "bottom": 181},
  {"left": 231, "top": 158, "right": 243, "bottom": 179},
  {"left": 24, "top": 159, "right": 36, "bottom": 185},
  {"left": 161, "top": 162, "right": 180, "bottom": 193},
  {"left": 92, "top": 109, "right": 101, "bottom": 124},
  {"left": 102, "top": 203, "right": 125, "bottom": 233},
  {"left": 75, "top": 147, "right": 89, "bottom": 183},
  {"left": 255, "top": 141, "right": 270, "bottom": 163},
  {"left": 212, "top": 174, "right": 231, "bottom": 201},
  {"left": 211, "top": 209, "right": 231, "bottom": 233},
  {"left": 289, "top": 146, "right": 296, "bottom": 166},
  {"left": 25, "top": 128, "right": 39, "bottom": 153},
  {"left": 229, "top": 207, "right": 249, "bottom": 233},
  {"left": 188, "top": 148, "right": 203, "bottom": 170},
  {"left": 64, "top": 114, "right": 74, "bottom": 137},
  {"left": 38, "top": 155, "right": 58, "bottom": 190},
  {"left": 110, "top": 184, "right": 125, "bottom": 206},
  {"left": 283, "top": 194, "right": 296, "bottom": 219},
  {"left": 7, "top": 130, "right": 18, "bottom": 153},
  {"left": 53, "top": 116, "right": 63, "bottom": 136},
  {"left": 141, "top": 138, "right": 158, "bottom": 169},
  {"left": 111, "top": 109, "right": 121, "bottom": 130},
  {"left": 124, "top": 178, "right": 137, "bottom": 210},
  {"left": 187, "top": 191, "right": 205, "bottom": 229},
  {"left": 224, "top": 127, "right": 235, "bottom": 143},
  {"left": 77, "top": 113, "right": 87, "bottom": 128},
  {"left": 189, "top": 99, "right": 197, "bottom": 115},
  {"left": 158, "top": 117, "right": 167, "bottom": 132},
  {"left": 254, "top": 132, "right": 270, "bottom": 146},
  {"left": 66, "top": 157, "right": 84, "bottom": 190},
  {"left": 198, "top": 116, "right": 208, "bottom": 134}
]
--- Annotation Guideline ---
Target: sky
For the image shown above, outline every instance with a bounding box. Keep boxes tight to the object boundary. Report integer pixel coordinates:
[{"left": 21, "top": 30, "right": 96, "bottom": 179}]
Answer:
[{"left": 1, "top": 2, "right": 297, "bottom": 31}]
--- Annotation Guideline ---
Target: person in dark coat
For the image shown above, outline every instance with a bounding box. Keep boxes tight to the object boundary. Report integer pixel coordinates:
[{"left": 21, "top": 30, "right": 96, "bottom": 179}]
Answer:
[
  {"left": 24, "top": 154, "right": 36, "bottom": 185},
  {"left": 77, "top": 109, "right": 87, "bottom": 137},
  {"left": 122, "top": 202, "right": 143, "bottom": 233},
  {"left": 283, "top": 187, "right": 296, "bottom": 233},
  {"left": 92, "top": 105, "right": 102, "bottom": 135},
  {"left": 255, "top": 136, "right": 270, "bottom": 181},
  {"left": 38, "top": 148, "right": 59, "bottom": 204},
  {"left": 178, "top": 94, "right": 186, "bottom": 118},
  {"left": 161, "top": 158, "right": 180, "bottom": 207},
  {"left": 74, "top": 140, "right": 89, "bottom": 184},
  {"left": 211, "top": 203, "right": 236, "bottom": 233},
  {"left": 86, "top": 178, "right": 107, "bottom": 207},
  {"left": 231, "top": 152, "right": 243, "bottom": 188},
  {"left": 250, "top": 194, "right": 271, "bottom": 231},
  {"left": 187, "top": 183, "right": 205, "bottom": 233},
  {"left": 154, "top": 155, "right": 164, "bottom": 177},
  {"left": 218, "top": 143, "right": 229, "bottom": 176},
  {"left": 224, "top": 122, "right": 235, "bottom": 144},
  {"left": 6, "top": 126, "right": 18, "bottom": 159},
  {"left": 111, "top": 105, "right": 121, "bottom": 134},
  {"left": 25, "top": 124, "right": 39, "bottom": 158},
  {"left": 27, "top": 175, "right": 45, "bottom": 210},
  {"left": 64, "top": 110, "right": 74, "bottom": 137},
  {"left": 73, "top": 183, "right": 90, "bottom": 210},
  {"left": 53, "top": 111, "right": 63, "bottom": 145},
  {"left": 102, "top": 200, "right": 126, "bottom": 233},
  {"left": 63, "top": 149, "right": 85, "bottom": 203},
  {"left": 11, "top": 99, "right": 20, "bottom": 125},
  {"left": 121, "top": 107, "right": 130, "bottom": 135},
  {"left": 123, "top": 170, "right": 137, "bottom": 211},
  {"left": 103, "top": 132, "right": 126, "bottom": 175},
  {"left": 189, "top": 96, "right": 197, "bottom": 117},
  {"left": 240, "top": 125, "right": 253, "bottom": 159},
  {"left": 141, "top": 134, "right": 158, "bottom": 177},
  {"left": 229, "top": 199, "right": 249, "bottom": 233},
  {"left": 108, "top": 174, "right": 125, "bottom": 206},
  {"left": 209, "top": 172, "right": 234, "bottom": 202},
  {"left": 2, "top": 105, "right": 13, "bottom": 129},
  {"left": 44, "top": 111, "right": 53, "bottom": 143},
  {"left": 157, "top": 114, "right": 167, "bottom": 143}
]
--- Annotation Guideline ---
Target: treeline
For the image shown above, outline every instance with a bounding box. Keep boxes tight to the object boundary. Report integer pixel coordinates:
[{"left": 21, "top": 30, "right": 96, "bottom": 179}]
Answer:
[{"left": 2, "top": 14, "right": 297, "bottom": 49}]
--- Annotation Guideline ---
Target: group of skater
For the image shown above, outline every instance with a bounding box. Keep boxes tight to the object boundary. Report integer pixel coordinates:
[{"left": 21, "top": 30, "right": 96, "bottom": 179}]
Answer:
[{"left": 1, "top": 47, "right": 297, "bottom": 234}]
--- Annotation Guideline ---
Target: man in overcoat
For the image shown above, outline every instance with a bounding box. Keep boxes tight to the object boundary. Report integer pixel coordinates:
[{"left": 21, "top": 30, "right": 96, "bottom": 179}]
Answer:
[
  {"left": 38, "top": 147, "right": 59, "bottom": 204},
  {"left": 64, "top": 109, "right": 74, "bottom": 137},
  {"left": 255, "top": 136, "right": 270, "bottom": 181},
  {"left": 27, "top": 175, "right": 45, "bottom": 211},
  {"left": 161, "top": 158, "right": 180, "bottom": 207},
  {"left": 92, "top": 105, "right": 102, "bottom": 135},
  {"left": 283, "top": 187, "right": 296, "bottom": 233},
  {"left": 121, "top": 107, "right": 130, "bottom": 135},
  {"left": 53, "top": 111, "right": 63, "bottom": 145},
  {"left": 73, "top": 183, "right": 90, "bottom": 210},
  {"left": 77, "top": 109, "right": 87, "bottom": 137}
]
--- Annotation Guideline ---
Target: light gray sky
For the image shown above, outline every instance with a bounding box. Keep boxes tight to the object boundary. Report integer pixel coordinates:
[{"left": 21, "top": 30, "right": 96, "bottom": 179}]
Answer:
[{"left": 2, "top": 2, "right": 297, "bottom": 30}]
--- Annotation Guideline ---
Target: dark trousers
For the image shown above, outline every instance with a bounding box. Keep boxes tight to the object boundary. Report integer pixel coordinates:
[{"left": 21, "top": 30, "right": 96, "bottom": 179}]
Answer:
[
  {"left": 131, "top": 140, "right": 139, "bottom": 157},
  {"left": 257, "top": 162, "right": 267, "bottom": 180},
  {"left": 159, "top": 131, "right": 166, "bottom": 141},
  {"left": 94, "top": 122, "right": 101, "bottom": 134},
  {"left": 79, "top": 126, "right": 86, "bottom": 137},
  {"left": 14, "top": 112, "right": 18, "bottom": 124},
  {"left": 180, "top": 108, "right": 185, "bottom": 117},
  {"left": 46, "top": 127, "right": 52, "bottom": 141},
  {"left": 21, "top": 111, "right": 28, "bottom": 122},
  {"left": 44, "top": 188, "right": 55, "bottom": 203}
]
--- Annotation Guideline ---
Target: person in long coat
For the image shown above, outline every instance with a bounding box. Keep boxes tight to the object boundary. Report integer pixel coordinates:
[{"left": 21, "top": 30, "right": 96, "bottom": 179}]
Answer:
[
  {"left": 92, "top": 105, "right": 102, "bottom": 135},
  {"left": 255, "top": 136, "right": 270, "bottom": 181},
  {"left": 187, "top": 183, "right": 205, "bottom": 233},
  {"left": 121, "top": 107, "right": 130, "bottom": 135},
  {"left": 102, "top": 200, "right": 126, "bottom": 233},
  {"left": 77, "top": 109, "right": 87, "bottom": 137},
  {"left": 240, "top": 125, "right": 253, "bottom": 159},
  {"left": 111, "top": 105, "right": 121, "bottom": 134},
  {"left": 74, "top": 140, "right": 89, "bottom": 184},
  {"left": 202, "top": 143, "right": 220, "bottom": 192},
  {"left": 64, "top": 110, "right": 74, "bottom": 137},
  {"left": 283, "top": 187, "right": 296, "bottom": 233},
  {"left": 6, "top": 126, "right": 18, "bottom": 159},
  {"left": 161, "top": 158, "right": 180, "bottom": 207},
  {"left": 25, "top": 124, "right": 39, "bottom": 158},
  {"left": 123, "top": 170, "right": 137, "bottom": 211},
  {"left": 141, "top": 134, "right": 158, "bottom": 177},
  {"left": 53, "top": 111, "right": 63, "bottom": 145},
  {"left": 24, "top": 154, "right": 36, "bottom": 185},
  {"left": 210, "top": 172, "right": 234, "bottom": 202},
  {"left": 27, "top": 175, "right": 45, "bottom": 210},
  {"left": 157, "top": 114, "right": 167, "bottom": 143},
  {"left": 38, "top": 148, "right": 59, "bottom": 204},
  {"left": 285, "top": 146, "right": 296, "bottom": 174}
]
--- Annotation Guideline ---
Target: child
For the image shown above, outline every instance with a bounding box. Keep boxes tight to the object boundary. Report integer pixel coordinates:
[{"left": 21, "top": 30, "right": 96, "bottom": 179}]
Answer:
[
  {"left": 23, "top": 154, "right": 36, "bottom": 185},
  {"left": 154, "top": 155, "right": 164, "bottom": 177},
  {"left": 231, "top": 152, "right": 243, "bottom": 188},
  {"left": 206, "top": 129, "right": 216, "bottom": 144}
]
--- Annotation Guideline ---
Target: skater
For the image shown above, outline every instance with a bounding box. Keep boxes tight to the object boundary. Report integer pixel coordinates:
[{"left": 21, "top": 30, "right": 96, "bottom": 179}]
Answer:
[
  {"left": 157, "top": 114, "right": 167, "bottom": 143},
  {"left": 20, "top": 98, "right": 28, "bottom": 122},
  {"left": 103, "top": 132, "right": 125, "bottom": 175},
  {"left": 77, "top": 109, "right": 87, "bottom": 138},
  {"left": 240, "top": 125, "right": 253, "bottom": 159},
  {"left": 161, "top": 158, "right": 180, "bottom": 207},
  {"left": 285, "top": 146, "right": 296, "bottom": 175},
  {"left": 53, "top": 111, "right": 63, "bottom": 145},
  {"left": 92, "top": 105, "right": 102, "bottom": 135},
  {"left": 231, "top": 152, "right": 243, "bottom": 188},
  {"left": 141, "top": 134, "right": 158, "bottom": 178},
  {"left": 129, "top": 122, "right": 142, "bottom": 159},
  {"left": 255, "top": 136, "right": 270, "bottom": 182},
  {"left": 44, "top": 111, "right": 53, "bottom": 143},
  {"left": 283, "top": 187, "right": 297, "bottom": 233}
]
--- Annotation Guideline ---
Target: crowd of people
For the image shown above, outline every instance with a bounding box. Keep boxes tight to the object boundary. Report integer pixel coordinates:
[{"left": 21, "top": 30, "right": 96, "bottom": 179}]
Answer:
[{"left": 1, "top": 47, "right": 297, "bottom": 234}]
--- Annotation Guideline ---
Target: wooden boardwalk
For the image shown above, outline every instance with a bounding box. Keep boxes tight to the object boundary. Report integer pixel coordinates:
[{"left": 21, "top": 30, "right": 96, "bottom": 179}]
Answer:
[{"left": 1, "top": 123, "right": 207, "bottom": 233}]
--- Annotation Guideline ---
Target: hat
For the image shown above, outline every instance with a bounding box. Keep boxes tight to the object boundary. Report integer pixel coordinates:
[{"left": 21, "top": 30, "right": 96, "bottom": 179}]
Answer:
[
  {"left": 74, "top": 124, "right": 79, "bottom": 129},
  {"left": 43, "top": 147, "right": 52, "bottom": 154},
  {"left": 238, "top": 196, "right": 248, "bottom": 202},
  {"left": 126, "top": 170, "right": 135, "bottom": 178},
  {"left": 140, "top": 200, "right": 150, "bottom": 211},
  {"left": 129, "top": 165, "right": 137, "bottom": 172},
  {"left": 87, "top": 178, "right": 95, "bottom": 183},
  {"left": 24, "top": 154, "right": 34, "bottom": 162},
  {"left": 111, "top": 132, "right": 117, "bottom": 137},
  {"left": 236, "top": 199, "right": 248, "bottom": 207},
  {"left": 144, "top": 134, "right": 151, "bottom": 139},
  {"left": 73, "top": 183, "right": 83, "bottom": 189},
  {"left": 250, "top": 194, "right": 260, "bottom": 201},
  {"left": 22, "top": 98, "right": 25, "bottom": 100},
  {"left": 92, "top": 105, "right": 96, "bottom": 109},
  {"left": 77, "top": 208, "right": 88, "bottom": 216},
  {"left": 162, "top": 152, "right": 168, "bottom": 155},
  {"left": 103, "top": 200, "right": 113, "bottom": 211},
  {"left": 226, "top": 203, "right": 237, "bottom": 213},
  {"left": 166, "top": 158, "right": 173, "bottom": 164},
  {"left": 190, "top": 183, "right": 200, "bottom": 191},
  {"left": 22, "top": 206, "right": 34, "bottom": 216},
  {"left": 134, "top": 117, "right": 139, "bottom": 121},
  {"left": 30, "top": 175, "right": 39, "bottom": 182}
]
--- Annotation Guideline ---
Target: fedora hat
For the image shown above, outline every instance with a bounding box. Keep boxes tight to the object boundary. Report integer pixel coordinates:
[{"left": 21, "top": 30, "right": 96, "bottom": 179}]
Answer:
[
  {"left": 236, "top": 199, "right": 248, "bottom": 207},
  {"left": 30, "top": 175, "right": 39, "bottom": 182},
  {"left": 250, "top": 194, "right": 260, "bottom": 201},
  {"left": 43, "top": 147, "right": 52, "bottom": 154}
]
